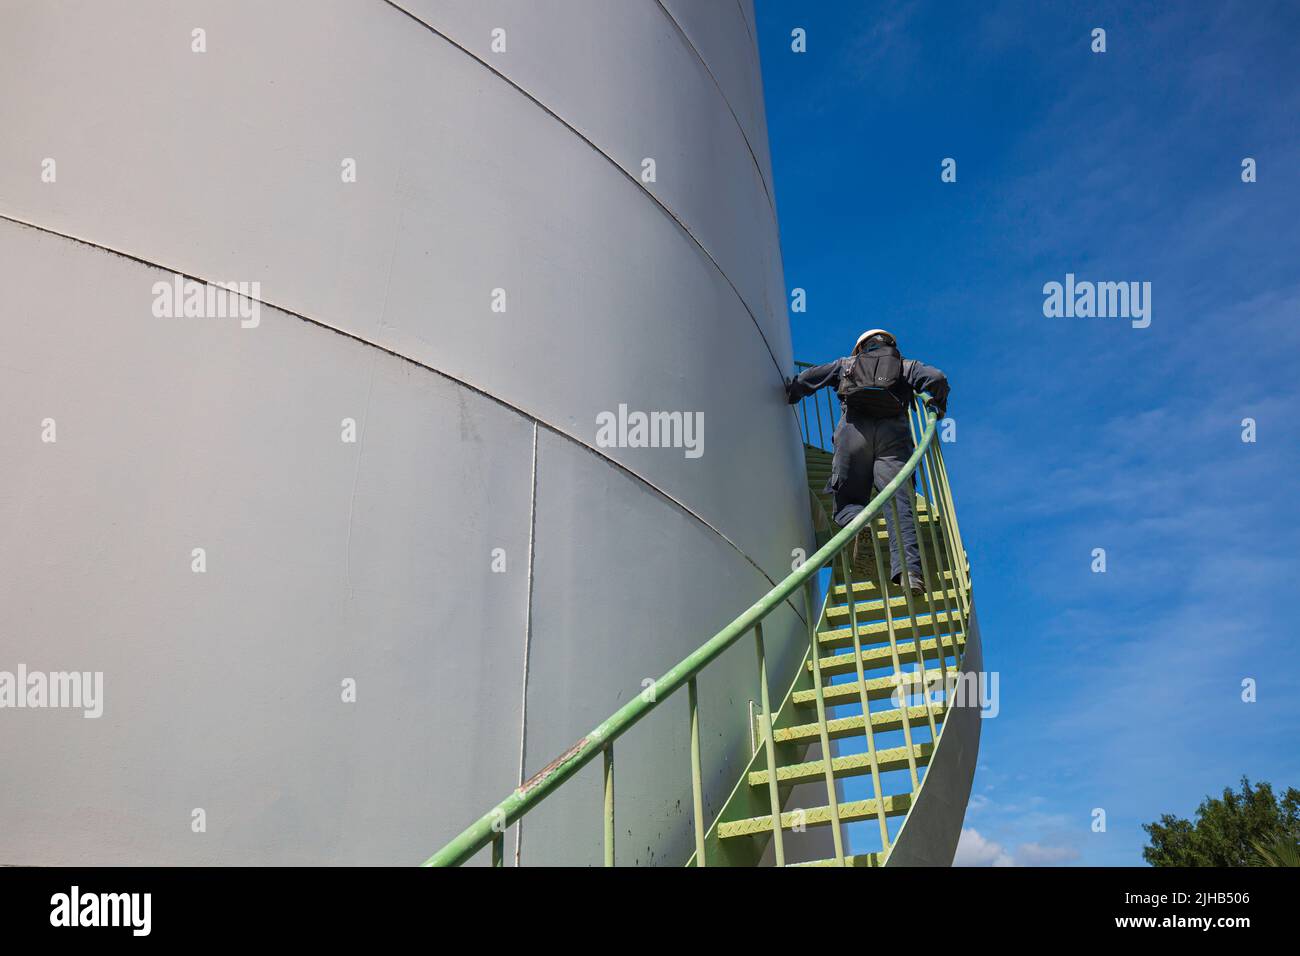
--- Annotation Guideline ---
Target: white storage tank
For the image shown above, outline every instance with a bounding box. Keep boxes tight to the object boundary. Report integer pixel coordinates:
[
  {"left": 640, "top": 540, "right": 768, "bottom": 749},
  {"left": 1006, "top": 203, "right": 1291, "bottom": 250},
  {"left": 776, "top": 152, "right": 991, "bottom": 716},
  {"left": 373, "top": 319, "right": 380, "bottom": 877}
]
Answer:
[{"left": 0, "top": 0, "right": 810, "bottom": 864}]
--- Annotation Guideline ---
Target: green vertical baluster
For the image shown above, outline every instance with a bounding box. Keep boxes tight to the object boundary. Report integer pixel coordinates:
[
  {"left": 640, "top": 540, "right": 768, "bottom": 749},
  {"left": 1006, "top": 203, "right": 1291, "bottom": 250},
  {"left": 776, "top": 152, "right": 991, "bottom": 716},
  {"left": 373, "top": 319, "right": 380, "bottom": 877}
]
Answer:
[
  {"left": 918, "top": 426, "right": 966, "bottom": 631},
  {"left": 918, "top": 446, "right": 963, "bottom": 701},
  {"left": 935, "top": 441, "right": 968, "bottom": 567},
  {"left": 688, "top": 677, "right": 707, "bottom": 867},
  {"left": 913, "top": 408, "right": 962, "bottom": 631},
  {"left": 905, "top": 403, "right": 953, "bottom": 723},
  {"left": 754, "top": 623, "right": 786, "bottom": 867},
  {"left": 805, "top": 577, "right": 846, "bottom": 864},
  {"left": 890, "top": 496, "right": 940, "bottom": 745},
  {"left": 867, "top": 514, "right": 921, "bottom": 790},
  {"left": 926, "top": 442, "right": 971, "bottom": 629},
  {"left": 932, "top": 442, "right": 970, "bottom": 601},
  {"left": 838, "top": 552, "right": 891, "bottom": 854},
  {"left": 603, "top": 744, "right": 615, "bottom": 867}
]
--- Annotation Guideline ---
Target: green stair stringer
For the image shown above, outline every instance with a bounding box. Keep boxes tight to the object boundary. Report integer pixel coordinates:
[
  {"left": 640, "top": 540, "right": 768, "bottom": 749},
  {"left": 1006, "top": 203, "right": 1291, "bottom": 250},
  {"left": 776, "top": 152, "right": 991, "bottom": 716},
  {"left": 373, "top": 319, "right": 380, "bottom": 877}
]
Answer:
[{"left": 424, "top": 382, "right": 980, "bottom": 867}]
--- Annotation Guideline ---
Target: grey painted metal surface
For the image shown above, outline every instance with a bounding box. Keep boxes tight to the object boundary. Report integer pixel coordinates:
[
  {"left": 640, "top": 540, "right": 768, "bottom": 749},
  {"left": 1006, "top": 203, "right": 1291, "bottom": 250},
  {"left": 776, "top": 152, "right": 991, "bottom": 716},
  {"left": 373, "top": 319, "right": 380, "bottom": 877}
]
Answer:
[
  {"left": 884, "top": 605, "right": 984, "bottom": 867},
  {"left": 0, "top": 1, "right": 809, "bottom": 864}
]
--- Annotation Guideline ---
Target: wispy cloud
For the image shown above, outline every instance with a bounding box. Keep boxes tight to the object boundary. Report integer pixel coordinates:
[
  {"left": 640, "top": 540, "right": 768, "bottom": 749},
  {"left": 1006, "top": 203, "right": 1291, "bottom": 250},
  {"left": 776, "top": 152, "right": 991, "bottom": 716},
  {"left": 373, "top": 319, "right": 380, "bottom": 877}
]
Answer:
[
  {"left": 955, "top": 827, "right": 1080, "bottom": 867},
  {"left": 1016, "top": 842, "right": 1081, "bottom": 866}
]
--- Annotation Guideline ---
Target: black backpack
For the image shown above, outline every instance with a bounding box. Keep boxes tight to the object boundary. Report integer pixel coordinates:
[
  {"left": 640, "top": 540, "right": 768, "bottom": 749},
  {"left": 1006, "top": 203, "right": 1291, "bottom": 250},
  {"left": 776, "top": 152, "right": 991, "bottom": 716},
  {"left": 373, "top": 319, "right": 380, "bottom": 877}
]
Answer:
[{"left": 837, "top": 346, "right": 910, "bottom": 417}]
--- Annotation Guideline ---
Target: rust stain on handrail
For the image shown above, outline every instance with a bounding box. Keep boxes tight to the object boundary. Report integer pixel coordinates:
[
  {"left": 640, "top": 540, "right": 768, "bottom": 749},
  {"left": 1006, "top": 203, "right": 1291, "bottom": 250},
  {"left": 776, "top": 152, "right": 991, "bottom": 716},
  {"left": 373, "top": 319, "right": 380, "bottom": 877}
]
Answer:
[{"left": 518, "top": 737, "right": 589, "bottom": 795}]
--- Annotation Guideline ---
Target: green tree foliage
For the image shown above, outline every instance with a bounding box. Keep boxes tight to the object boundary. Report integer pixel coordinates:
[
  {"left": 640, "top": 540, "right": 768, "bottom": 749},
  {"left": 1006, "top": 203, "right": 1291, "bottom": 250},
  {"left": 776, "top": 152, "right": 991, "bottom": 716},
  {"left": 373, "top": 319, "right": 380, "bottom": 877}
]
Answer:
[
  {"left": 1143, "top": 777, "right": 1300, "bottom": 866},
  {"left": 1251, "top": 832, "right": 1300, "bottom": 867}
]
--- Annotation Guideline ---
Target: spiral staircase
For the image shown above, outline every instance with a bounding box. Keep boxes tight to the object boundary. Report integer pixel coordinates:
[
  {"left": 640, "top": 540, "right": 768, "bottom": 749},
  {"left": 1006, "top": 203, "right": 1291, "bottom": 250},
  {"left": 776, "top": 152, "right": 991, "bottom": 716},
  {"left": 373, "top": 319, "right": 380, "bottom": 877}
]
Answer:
[{"left": 425, "top": 375, "right": 982, "bottom": 867}]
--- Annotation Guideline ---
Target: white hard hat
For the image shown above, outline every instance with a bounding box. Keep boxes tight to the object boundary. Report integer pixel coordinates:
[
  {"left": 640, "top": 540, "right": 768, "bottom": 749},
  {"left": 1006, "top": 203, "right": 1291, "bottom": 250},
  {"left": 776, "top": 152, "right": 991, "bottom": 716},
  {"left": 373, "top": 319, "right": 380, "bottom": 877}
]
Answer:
[{"left": 854, "top": 329, "right": 895, "bottom": 352}]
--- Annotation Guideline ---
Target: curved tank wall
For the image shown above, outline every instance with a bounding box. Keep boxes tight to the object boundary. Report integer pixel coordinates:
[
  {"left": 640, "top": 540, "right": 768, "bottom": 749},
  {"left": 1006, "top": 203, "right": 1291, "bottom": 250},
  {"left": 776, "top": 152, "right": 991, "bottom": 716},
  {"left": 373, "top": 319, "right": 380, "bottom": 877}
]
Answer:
[{"left": 0, "top": 0, "right": 811, "bottom": 864}]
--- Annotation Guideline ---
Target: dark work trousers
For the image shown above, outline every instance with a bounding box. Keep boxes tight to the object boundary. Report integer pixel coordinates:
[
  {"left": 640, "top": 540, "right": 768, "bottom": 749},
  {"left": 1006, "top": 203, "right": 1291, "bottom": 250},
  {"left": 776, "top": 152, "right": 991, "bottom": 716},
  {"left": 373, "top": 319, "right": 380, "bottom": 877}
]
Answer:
[{"left": 826, "top": 406, "right": 922, "bottom": 583}]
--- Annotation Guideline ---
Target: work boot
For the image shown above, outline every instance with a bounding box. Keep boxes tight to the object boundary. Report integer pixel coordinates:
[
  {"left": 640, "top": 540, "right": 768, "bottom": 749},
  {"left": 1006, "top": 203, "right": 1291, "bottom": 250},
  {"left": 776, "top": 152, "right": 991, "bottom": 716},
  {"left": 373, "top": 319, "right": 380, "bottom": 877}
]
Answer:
[{"left": 892, "top": 570, "right": 925, "bottom": 596}]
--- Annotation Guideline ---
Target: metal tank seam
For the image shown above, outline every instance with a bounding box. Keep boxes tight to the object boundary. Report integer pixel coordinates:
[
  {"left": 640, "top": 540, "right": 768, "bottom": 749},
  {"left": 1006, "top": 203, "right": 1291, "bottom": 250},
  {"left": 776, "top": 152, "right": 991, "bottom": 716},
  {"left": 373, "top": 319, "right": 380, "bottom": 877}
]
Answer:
[
  {"left": 732, "top": 0, "right": 774, "bottom": 196},
  {"left": 377, "top": 0, "right": 788, "bottom": 382},
  {"left": 0, "top": 211, "right": 807, "bottom": 626},
  {"left": 736, "top": 0, "right": 759, "bottom": 49},
  {"left": 650, "top": 0, "right": 777, "bottom": 215},
  {"left": 514, "top": 421, "right": 540, "bottom": 867}
]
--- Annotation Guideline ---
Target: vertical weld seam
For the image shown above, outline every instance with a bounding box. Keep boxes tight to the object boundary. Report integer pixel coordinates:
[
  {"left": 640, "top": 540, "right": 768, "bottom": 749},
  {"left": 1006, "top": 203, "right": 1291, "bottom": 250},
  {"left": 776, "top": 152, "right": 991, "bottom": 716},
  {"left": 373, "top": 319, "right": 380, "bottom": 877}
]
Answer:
[{"left": 514, "top": 421, "right": 540, "bottom": 865}]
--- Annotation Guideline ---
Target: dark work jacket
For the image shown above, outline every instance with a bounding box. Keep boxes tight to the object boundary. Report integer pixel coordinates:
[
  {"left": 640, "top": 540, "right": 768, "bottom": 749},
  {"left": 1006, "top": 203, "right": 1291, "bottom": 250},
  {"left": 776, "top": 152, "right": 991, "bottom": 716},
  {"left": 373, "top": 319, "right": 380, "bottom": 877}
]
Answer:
[
  {"left": 786, "top": 349, "right": 950, "bottom": 520},
  {"left": 785, "top": 350, "right": 950, "bottom": 418}
]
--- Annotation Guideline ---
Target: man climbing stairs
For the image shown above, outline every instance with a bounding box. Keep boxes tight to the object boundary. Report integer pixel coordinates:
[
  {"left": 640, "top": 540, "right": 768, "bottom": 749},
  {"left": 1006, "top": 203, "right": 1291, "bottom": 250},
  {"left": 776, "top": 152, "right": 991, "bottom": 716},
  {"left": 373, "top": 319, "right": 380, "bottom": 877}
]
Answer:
[{"left": 425, "top": 388, "right": 980, "bottom": 867}]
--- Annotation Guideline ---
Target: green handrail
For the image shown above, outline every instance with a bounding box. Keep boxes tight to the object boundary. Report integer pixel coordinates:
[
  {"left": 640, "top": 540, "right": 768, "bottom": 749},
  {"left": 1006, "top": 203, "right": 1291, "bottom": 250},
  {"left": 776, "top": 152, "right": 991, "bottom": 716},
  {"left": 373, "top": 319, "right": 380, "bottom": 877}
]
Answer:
[{"left": 424, "top": 390, "right": 941, "bottom": 867}]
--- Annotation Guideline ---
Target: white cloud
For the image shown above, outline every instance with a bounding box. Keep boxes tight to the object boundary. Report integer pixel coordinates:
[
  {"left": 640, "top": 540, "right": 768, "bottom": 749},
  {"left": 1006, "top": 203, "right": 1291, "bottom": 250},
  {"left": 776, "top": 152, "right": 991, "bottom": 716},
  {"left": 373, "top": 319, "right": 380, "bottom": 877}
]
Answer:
[
  {"left": 1015, "top": 842, "right": 1080, "bottom": 866},
  {"left": 953, "top": 828, "right": 1014, "bottom": 867},
  {"left": 954, "top": 828, "right": 1079, "bottom": 867}
]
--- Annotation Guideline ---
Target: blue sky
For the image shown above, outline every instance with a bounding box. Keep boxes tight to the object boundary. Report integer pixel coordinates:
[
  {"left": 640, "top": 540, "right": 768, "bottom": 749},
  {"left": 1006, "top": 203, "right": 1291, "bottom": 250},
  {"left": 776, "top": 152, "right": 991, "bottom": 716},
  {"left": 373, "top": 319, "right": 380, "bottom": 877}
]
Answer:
[{"left": 756, "top": 0, "right": 1300, "bottom": 865}]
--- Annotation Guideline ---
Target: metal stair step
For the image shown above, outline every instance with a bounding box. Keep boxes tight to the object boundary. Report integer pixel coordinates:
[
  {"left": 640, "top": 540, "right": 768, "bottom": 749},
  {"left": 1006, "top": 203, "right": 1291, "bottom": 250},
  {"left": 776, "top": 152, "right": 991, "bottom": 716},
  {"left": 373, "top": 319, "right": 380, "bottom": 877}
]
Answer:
[
  {"left": 831, "top": 570, "right": 956, "bottom": 598},
  {"left": 816, "top": 614, "right": 958, "bottom": 650},
  {"left": 792, "top": 667, "right": 948, "bottom": 706},
  {"left": 825, "top": 588, "right": 962, "bottom": 625},
  {"left": 718, "top": 792, "right": 914, "bottom": 838},
  {"left": 808, "top": 634, "right": 966, "bottom": 678},
  {"left": 771, "top": 702, "right": 944, "bottom": 745},
  {"left": 749, "top": 741, "right": 934, "bottom": 788}
]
